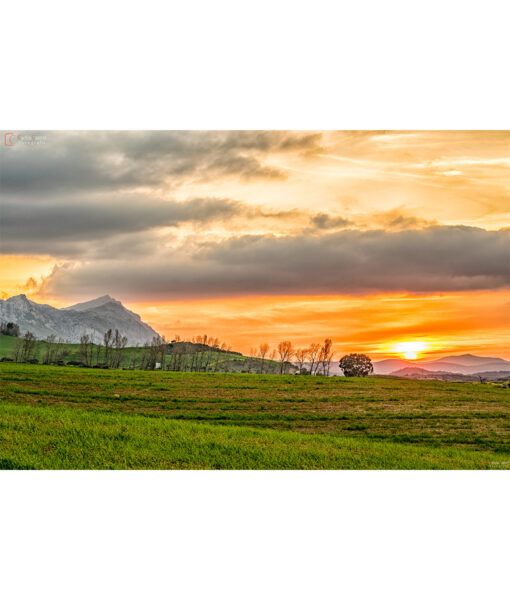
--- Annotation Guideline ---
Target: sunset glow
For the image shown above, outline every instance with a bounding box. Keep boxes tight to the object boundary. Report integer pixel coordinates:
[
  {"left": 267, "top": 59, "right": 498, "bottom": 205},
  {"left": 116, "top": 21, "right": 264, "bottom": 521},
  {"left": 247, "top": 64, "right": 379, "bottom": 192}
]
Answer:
[
  {"left": 391, "top": 341, "right": 428, "bottom": 360},
  {"left": 1, "top": 131, "right": 509, "bottom": 359}
]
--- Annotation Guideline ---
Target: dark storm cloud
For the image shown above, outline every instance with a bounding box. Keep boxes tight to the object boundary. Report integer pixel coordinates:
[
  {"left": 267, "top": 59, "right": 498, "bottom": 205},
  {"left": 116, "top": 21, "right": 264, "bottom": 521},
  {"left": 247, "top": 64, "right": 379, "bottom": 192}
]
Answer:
[
  {"left": 1, "top": 192, "right": 310, "bottom": 257},
  {"left": 0, "top": 196, "right": 249, "bottom": 254},
  {"left": 0, "top": 131, "right": 323, "bottom": 195},
  {"left": 40, "top": 226, "right": 510, "bottom": 300}
]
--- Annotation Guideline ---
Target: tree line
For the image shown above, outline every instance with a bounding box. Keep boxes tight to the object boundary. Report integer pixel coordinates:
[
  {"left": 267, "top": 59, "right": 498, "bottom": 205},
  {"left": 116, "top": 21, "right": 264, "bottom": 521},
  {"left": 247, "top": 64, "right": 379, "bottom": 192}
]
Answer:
[
  {"left": 5, "top": 331, "right": 72, "bottom": 365},
  {"left": 76, "top": 331, "right": 259, "bottom": 372},
  {"left": 4, "top": 326, "right": 374, "bottom": 377},
  {"left": 6, "top": 328, "right": 249, "bottom": 373}
]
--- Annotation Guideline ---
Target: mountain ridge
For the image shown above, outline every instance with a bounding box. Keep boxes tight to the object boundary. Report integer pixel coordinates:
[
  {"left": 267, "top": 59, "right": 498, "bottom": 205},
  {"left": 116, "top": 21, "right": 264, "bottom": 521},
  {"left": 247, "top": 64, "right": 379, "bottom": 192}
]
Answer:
[
  {"left": 64, "top": 294, "right": 118, "bottom": 311},
  {"left": 0, "top": 294, "right": 160, "bottom": 345},
  {"left": 373, "top": 354, "right": 510, "bottom": 375}
]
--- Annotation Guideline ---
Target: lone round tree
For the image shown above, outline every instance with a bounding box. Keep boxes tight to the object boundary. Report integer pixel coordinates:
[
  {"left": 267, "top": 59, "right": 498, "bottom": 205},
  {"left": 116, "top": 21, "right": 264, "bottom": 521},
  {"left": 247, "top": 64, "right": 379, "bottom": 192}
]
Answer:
[{"left": 339, "top": 353, "right": 373, "bottom": 377}]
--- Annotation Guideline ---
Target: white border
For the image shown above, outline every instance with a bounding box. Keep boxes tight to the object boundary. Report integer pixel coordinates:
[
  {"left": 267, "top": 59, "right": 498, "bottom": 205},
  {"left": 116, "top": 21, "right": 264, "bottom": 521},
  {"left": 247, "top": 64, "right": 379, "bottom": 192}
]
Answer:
[
  {"left": 2, "top": 1, "right": 510, "bottom": 129},
  {"left": 1, "top": 472, "right": 509, "bottom": 599},
  {"left": 1, "top": 1, "right": 509, "bottom": 598}
]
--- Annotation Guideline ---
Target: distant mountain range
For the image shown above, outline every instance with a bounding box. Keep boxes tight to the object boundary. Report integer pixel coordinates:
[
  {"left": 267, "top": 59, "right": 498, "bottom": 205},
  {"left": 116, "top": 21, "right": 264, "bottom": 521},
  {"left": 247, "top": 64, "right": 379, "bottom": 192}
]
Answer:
[
  {"left": 0, "top": 294, "right": 160, "bottom": 345},
  {"left": 372, "top": 355, "right": 510, "bottom": 376},
  {"left": 301, "top": 353, "right": 510, "bottom": 379}
]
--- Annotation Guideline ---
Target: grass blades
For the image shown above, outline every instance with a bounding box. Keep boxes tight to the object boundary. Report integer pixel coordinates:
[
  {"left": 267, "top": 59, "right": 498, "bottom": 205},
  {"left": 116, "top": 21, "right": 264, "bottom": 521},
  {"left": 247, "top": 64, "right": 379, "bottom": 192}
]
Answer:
[{"left": 1, "top": 401, "right": 505, "bottom": 470}]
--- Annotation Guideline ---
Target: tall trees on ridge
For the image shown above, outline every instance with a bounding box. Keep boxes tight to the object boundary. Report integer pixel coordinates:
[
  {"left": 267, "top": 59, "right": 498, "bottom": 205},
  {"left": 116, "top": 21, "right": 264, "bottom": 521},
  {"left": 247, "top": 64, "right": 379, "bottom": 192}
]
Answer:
[{"left": 7, "top": 327, "right": 359, "bottom": 379}]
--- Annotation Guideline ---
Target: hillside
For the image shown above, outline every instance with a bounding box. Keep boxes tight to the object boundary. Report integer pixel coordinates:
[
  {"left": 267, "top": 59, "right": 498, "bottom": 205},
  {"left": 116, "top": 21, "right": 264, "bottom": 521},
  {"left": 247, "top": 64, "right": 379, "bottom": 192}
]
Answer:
[
  {"left": 0, "top": 334, "right": 285, "bottom": 374},
  {"left": 0, "top": 294, "right": 160, "bottom": 345}
]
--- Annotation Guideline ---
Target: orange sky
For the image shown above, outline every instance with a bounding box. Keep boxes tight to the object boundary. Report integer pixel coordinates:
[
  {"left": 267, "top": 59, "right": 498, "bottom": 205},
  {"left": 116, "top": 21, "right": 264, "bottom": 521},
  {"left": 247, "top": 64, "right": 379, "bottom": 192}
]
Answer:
[
  {"left": 2, "top": 259, "right": 508, "bottom": 359},
  {"left": 1, "top": 131, "right": 509, "bottom": 360},
  {"left": 127, "top": 290, "right": 510, "bottom": 359}
]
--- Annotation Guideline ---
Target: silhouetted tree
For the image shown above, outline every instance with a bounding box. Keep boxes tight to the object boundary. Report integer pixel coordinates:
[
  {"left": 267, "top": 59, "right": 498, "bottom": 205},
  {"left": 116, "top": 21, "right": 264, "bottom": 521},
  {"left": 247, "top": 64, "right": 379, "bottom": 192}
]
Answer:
[
  {"left": 308, "top": 343, "right": 321, "bottom": 375},
  {"left": 295, "top": 348, "right": 308, "bottom": 373},
  {"left": 339, "top": 353, "right": 373, "bottom": 377},
  {"left": 12, "top": 331, "right": 37, "bottom": 363},
  {"left": 54, "top": 338, "right": 71, "bottom": 364},
  {"left": 79, "top": 334, "right": 93, "bottom": 366},
  {"left": 259, "top": 343, "right": 269, "bottom": 374},
  {"left": 157, "top": 336, "right": 167, "bottom": 370},
  {"left": 12, "top": 338, "right": 23, "bottom": 362},
  {"left": 111, "top": 329, "right": 128, "bottom": 368},
  {"left": 317, "top": 338, "right": 334, "bottom": 376},
  {"left": 141, "top": 336, "right": 165, "bottom": 370},
  {"left": 103, "top": 329, "right": 113, "bottom": 366},
  {"left": 42, "top": 334, "right": 57, "bottom": 364},
  {"left": 277, "top": 340, "right": 294, "bottom": 374},
  {"left": 93, "top": 337, "right": 102, "bottom": 366},
  {"left": 1, "top": 321, "right": 20, "bottom": 337}
]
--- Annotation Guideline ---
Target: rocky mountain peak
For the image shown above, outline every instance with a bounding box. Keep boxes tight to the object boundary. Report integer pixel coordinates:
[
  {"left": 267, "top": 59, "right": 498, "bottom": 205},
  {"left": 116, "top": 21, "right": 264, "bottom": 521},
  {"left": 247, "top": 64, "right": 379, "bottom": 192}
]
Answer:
[
  {"left": 0, "top": 295, "right": 160, "bottom": 344},
  {"left": 64, "top": 294, "right": 121, "bottom": 312}
]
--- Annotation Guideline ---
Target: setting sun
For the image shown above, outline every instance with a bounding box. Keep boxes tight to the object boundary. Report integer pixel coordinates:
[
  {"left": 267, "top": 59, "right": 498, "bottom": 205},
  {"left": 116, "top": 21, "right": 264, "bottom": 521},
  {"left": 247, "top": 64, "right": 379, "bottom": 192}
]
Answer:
[{"left": 392, "top": 341, "right": 428, "bottom": 360}]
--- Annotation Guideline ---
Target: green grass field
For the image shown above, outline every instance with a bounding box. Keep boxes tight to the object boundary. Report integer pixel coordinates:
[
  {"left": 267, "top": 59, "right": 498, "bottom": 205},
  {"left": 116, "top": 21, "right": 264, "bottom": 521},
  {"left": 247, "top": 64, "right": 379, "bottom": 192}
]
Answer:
[{"left": 1, "top": 363, "right": 509, "bottom": 469}]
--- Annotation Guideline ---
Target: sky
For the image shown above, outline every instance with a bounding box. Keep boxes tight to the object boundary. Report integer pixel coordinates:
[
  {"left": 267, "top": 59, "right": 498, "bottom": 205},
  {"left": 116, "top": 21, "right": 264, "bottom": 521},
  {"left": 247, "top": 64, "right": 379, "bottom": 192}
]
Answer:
[{"left": 1, "top": 130, "right": 509, "bottom": 359}]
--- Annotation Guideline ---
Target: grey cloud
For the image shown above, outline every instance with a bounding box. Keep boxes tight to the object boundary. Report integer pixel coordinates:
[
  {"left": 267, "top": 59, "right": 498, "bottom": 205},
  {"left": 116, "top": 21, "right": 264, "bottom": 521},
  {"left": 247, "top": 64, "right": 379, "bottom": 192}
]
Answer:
[
  {"left": 367, "top": 207, "right": 439, "bottom": 230},
  {"left": 0, "top": 195, "right": 248, "bottom": 255},
  {"left": 39, "top": 226, "right": 510, "bottom": 300},
  {"left": 310, "top": 213, "right": 352, "bottom": 229},
  {"left": 207, "top": 154, "right": 284, "bottom": 181},
  {"left": 0, "top": 131, "right": 323, "bottom": 195}
]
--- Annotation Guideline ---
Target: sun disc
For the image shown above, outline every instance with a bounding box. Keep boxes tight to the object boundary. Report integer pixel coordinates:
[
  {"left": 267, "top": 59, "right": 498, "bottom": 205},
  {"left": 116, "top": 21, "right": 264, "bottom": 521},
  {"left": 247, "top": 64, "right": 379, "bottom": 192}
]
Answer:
[{"left": 393, "top": 341, "right": 428, "bottom": 360}]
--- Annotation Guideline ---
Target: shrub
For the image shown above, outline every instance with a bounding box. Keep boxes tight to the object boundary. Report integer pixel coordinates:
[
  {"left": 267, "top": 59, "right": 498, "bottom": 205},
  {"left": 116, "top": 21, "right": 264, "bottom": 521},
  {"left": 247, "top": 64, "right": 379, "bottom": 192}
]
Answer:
[{"left": 0, "top": 322, "right": 20, "bottom": 337}]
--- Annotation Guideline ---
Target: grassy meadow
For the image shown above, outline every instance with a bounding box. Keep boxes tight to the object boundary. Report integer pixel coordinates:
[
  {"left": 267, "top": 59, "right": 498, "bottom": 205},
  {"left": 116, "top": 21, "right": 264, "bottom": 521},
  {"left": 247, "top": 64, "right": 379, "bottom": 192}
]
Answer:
[{"left": 1, "top": 363, "right": 509, "bottom": 469}]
